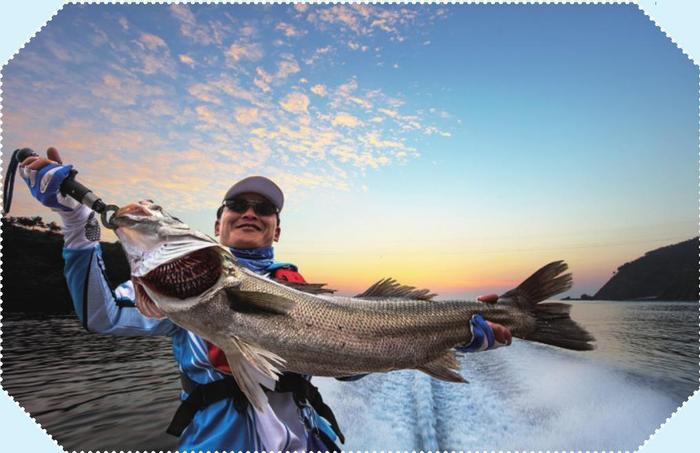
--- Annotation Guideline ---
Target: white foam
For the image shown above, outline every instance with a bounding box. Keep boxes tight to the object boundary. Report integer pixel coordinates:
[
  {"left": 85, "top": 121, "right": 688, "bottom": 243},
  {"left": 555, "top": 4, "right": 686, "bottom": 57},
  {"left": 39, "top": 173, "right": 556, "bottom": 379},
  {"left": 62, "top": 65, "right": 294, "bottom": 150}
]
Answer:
[{"left": 315, "top": 341, "right": 679, "bottom": 451}]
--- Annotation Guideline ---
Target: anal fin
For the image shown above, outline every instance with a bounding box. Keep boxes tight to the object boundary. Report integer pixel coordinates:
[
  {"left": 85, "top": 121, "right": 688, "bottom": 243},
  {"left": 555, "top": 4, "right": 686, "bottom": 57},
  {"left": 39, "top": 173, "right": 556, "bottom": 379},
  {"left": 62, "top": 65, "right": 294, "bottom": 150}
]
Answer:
[{"left": 417, "top": 351, "right": 467, "bottom": 383}]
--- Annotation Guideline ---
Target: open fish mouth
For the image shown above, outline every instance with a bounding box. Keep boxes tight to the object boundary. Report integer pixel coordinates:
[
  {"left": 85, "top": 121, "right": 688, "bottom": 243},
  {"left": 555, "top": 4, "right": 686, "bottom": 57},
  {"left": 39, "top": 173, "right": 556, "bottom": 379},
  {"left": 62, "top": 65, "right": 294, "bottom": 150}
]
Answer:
[{"left": 140, "top": 247, "right": 223, "bottom": 299}]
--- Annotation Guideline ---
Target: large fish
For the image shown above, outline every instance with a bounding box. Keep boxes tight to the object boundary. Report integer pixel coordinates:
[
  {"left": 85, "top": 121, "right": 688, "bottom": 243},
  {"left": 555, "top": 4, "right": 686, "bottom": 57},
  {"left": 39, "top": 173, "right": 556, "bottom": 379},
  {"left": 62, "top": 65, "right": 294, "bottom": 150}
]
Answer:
[{"left": 112, "top": 201, "right": 595, "bottom": 411}]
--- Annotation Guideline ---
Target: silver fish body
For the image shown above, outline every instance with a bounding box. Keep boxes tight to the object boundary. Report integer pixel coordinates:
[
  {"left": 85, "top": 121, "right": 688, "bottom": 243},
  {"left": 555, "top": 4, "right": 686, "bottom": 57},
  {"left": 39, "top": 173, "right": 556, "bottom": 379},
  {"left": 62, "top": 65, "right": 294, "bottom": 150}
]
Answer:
[{"left": 113, "top": 201, "right": 595, "bottom": 410}]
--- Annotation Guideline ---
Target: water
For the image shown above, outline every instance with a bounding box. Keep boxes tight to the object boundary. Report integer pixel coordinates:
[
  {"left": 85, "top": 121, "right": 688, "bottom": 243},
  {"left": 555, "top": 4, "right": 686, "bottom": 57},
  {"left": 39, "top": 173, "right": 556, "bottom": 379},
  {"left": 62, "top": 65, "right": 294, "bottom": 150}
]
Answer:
[{"left": 1, "top": 301, "right": 697, "bottom": 451}]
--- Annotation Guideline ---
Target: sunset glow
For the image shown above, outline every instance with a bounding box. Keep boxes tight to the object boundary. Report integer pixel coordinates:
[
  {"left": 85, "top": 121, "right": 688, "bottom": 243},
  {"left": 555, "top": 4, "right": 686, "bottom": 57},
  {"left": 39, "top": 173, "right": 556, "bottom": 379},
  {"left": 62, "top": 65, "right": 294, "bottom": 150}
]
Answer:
[{"left": 2, "top": 4, "right": 697, "bottom": 298}]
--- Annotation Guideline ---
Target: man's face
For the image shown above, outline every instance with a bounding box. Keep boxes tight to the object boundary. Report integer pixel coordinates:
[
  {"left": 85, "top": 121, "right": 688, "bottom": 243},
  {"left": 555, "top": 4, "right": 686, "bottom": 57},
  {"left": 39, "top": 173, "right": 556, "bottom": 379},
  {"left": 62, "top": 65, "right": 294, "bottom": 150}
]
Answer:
[{"left": 215, "top": 192, "right": 280, "bottom": 249}]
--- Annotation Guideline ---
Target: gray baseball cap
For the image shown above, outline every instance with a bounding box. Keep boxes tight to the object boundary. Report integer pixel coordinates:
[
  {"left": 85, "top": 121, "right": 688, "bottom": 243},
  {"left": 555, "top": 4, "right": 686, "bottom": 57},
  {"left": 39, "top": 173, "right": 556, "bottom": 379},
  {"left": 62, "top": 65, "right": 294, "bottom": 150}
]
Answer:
[{"left": 223, "top": 176, "right": 284, "bottom": 212}]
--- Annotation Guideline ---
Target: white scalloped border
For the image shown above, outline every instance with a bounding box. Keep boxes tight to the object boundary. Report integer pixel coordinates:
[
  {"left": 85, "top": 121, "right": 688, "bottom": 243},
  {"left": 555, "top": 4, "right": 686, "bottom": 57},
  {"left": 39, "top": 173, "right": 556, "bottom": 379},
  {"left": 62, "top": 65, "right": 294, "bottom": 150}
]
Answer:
[
  {"left": 0, "top": 2, "right": 698, "bottom": 453},
  {"left": 0, "top": 0, "right": 68, "bottom": 452}
]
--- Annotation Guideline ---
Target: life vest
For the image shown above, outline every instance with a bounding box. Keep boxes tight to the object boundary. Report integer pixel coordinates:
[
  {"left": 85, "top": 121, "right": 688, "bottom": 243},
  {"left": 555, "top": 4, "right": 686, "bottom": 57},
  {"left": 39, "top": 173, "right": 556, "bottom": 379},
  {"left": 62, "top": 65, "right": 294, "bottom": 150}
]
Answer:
[{"left": 167, "top": 267, "right": 344, "bottom": 445}]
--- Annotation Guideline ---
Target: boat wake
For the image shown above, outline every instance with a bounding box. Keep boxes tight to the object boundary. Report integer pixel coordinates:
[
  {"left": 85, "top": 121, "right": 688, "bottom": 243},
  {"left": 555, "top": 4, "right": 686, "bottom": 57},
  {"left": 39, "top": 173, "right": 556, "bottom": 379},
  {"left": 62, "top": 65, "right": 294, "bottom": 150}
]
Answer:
[{"left": 315, "top": 341, "right": 680, "bottom": 451}]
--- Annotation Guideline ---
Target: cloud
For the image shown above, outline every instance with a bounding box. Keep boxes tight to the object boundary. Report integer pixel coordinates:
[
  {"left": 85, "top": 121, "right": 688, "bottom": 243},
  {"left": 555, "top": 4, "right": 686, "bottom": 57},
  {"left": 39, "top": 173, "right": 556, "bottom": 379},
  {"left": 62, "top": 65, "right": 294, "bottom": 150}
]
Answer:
[
  {"left": 330, "top": 146, "right": 391, "bottom": 169},
  {"left": 239, "top": 25, "right": 256, "bottom": 37},
  {"left": 195, "top": 105, "right": 217, "bottom": 123},
  {"left": 235, "top": 107, "right": 260, "bottom": 125},
  {"left": 422, "top": 126, "right": 452, "bottom": 137},
  {"left": 118, "top": 16, "right": 129, "bottom": 31},
  {"left": 327, "top": 78, "right": 373, "bottom": 111},
  {"left": 254, "top": 67, "right": 273, "bottom": 92},
  {"left": 179, "top": 54, "right": 196, "bottom": 67},
  {"left": 362, "top": 131, "right": 407, "bottom": 150},
  {"left": 348, "top": 41, "right": 369, "bottom": 51},
  {"left": 2, "top": 4, "right": 457, "bottom": 220},
  {"left": 310, "top": 5, "right": 364, "bottom": 34},
  {"left": 276, "top": 57, "right": 300, "bottom": 79},
  {"left": 141, "top": 54, "right": 175, "bottom": 76},
  {"left": 304, "top": 45, "right": 332, "bottom": 65},
  {"left": 276, "top": 22, "right": 305, "bottom": 37},
  {"left": 44, "top": 40, "right": 81, "bottom": 63},
  {"left": 211, "top": 76, "right": 262, "bottom": 106},
  {"left": 348, "top": 95, "right": 372, "bottom": 110},
  {"left": 253, "top": 56, "right": 300, "bottom": 93},
  {"left": 148, "top": 99, "right": 178, "bottom": 117},
  {"left": 139, "top": 33, "right": 167, "bottom": 50},
  {"left": 188, "top": 76, "right": 263, "bottom": 107},
  {"left": 303, "top": 4, "right": 425, "bottom": 42},
  {"left": 378, "top": 108, "right": 398, "bottom": 118},
  {"left": 90, "top": 73, "right": 165, "bottom": 106},
  {"left": 332, "top": 112, "right": 362, "bottom": 128},
  {"left": 169, "top": 4, "right": 227, "bottom": 46},
  {"left": 279, "top": 92, "right": 310, "bottom": 114},
  {"left": 310, "top": 84, "right": 327, "bottom": 96},
  {"left": 226, "top": 41, "right": 263, "bottom": 62},
  {"left": 188, "top": 84, "right": 223, "bottom": 105}
]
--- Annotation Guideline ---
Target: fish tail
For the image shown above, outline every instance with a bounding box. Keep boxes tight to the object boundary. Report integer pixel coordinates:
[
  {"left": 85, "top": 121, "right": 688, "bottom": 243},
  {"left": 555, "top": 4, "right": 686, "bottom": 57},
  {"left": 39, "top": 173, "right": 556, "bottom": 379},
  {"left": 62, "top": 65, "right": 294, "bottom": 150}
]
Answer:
[{"left": 500, "top": 261, "right": 595, "bottom": 351}]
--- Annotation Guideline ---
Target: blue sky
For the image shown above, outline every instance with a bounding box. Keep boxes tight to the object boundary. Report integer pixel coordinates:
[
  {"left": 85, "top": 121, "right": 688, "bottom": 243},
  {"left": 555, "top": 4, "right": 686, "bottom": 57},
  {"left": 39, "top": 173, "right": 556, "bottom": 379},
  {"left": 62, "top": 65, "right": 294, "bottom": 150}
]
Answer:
[{"left": 2, "top": 3, "right": 697, "bottom": 297}]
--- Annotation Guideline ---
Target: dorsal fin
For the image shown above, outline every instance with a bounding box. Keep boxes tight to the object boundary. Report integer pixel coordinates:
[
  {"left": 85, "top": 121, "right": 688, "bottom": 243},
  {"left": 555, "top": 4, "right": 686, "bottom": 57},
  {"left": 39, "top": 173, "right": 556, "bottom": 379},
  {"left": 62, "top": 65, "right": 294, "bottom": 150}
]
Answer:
[{"left": 355, "top": 278, "right": 437, "bottom": 301}]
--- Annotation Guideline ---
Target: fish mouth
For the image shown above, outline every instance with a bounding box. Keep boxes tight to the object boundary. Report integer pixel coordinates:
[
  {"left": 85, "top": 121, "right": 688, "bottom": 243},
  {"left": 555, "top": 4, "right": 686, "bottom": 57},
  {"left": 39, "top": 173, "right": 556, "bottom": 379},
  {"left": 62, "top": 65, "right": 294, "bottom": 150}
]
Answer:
[{"left": 140, "top": 247, "right": 223, "bottom": 299}]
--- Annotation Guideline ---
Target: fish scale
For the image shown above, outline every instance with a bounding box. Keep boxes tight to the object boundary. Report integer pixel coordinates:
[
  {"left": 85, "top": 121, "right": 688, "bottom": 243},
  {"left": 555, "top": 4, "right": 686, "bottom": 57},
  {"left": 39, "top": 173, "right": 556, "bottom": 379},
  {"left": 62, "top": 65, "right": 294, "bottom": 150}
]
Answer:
[{"left": 112, "top": 201, "right": 596, "bottom": 411}]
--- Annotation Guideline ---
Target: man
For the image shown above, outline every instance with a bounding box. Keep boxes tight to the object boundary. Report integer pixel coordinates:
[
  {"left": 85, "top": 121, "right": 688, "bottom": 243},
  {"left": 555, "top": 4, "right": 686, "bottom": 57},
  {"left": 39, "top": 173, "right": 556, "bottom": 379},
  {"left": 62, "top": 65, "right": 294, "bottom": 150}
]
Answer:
[{"left": 20, "top": 147, "right": 511, "bottom": 451}]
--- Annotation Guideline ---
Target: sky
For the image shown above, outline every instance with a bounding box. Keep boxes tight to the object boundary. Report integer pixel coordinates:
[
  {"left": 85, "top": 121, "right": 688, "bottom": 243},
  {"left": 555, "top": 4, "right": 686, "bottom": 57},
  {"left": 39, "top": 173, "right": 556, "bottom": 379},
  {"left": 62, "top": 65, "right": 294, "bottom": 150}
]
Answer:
[{"left": 1, "top": 3, "right": 697, "bottom": 298}]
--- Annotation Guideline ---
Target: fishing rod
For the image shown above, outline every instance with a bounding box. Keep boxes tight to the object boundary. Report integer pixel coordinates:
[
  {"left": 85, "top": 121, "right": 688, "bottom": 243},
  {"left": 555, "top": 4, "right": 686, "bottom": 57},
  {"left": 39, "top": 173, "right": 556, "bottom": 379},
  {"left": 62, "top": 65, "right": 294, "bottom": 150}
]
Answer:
[{"left": 2, "top": 148, "right": 120, "bottom": 229}]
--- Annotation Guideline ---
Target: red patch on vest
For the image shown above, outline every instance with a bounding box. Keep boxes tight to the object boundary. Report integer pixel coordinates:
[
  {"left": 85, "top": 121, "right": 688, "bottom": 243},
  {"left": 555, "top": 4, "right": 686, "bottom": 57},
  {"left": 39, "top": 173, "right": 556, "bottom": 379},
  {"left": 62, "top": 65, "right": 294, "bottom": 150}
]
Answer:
[
  {"left": 274, "top": 268, "right": 306, "bottom": 283},
  {"left": 207, "top": 341, "right": 232, "bottom": 375}
]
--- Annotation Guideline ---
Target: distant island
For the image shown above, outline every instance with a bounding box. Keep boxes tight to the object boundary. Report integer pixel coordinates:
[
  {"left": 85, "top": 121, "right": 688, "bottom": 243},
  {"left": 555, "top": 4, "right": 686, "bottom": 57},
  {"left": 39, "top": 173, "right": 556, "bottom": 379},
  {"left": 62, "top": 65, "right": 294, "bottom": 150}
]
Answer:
[
  {"left": 1, "top": 216, "right": 131, "bottom": 314},
  {"left": 593, "top": 237, "right": 698, "bottom": 301},
  {"left": 0, "top": 217, "right": 697, "bottom": 313}
]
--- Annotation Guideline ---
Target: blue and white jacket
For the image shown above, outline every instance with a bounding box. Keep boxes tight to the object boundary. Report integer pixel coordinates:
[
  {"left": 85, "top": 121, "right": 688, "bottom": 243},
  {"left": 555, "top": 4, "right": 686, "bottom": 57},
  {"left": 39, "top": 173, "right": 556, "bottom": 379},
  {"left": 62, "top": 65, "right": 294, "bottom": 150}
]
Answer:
[{"left": 62, "top": 222, "right": 334, "bottom": 452}]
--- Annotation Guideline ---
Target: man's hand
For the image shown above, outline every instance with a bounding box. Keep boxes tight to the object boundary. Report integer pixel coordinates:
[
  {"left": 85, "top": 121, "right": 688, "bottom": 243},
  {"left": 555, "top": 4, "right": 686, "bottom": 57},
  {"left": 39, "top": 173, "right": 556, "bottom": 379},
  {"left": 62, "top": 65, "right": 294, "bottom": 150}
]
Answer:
[
  {"left": 478, "top": 293, "right": 513, "bottom": 347},
  {"left": 133, "top": 279, "right": 167, "bottom": 320},
  {"left": 20, "top": 147, "right": 80, "bottom": 212},
  {"left": 457, "top": 293, "right": 514, "bottom": 352},
  {"left": 20, "top": 146, "right": 62, "bottom": 171},
  {"left": 487, "top": 321, "right": 512, "bottom": 346}
]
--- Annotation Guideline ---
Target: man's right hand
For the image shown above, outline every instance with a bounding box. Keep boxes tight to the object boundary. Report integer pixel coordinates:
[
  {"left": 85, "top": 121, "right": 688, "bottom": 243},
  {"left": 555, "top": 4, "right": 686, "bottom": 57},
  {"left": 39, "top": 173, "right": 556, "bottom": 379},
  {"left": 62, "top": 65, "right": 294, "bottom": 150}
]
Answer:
[{"left": 19, "top": 147, "right": 81, "bottom": 212}]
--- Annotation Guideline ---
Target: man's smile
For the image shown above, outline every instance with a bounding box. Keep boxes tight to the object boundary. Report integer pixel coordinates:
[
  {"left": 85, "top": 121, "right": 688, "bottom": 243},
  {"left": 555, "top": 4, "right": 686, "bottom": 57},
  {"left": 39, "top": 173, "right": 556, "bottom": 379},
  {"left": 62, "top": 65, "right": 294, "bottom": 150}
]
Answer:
[{"left": 235, "top": 223, "right": 262, "bottom": 231}]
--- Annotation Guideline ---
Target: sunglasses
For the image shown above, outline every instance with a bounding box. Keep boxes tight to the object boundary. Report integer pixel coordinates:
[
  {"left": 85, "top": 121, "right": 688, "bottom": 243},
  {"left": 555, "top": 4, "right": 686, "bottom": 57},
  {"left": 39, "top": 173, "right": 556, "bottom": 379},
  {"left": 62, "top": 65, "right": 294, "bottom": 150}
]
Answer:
[{"left": 223, "top": 198, "right": 278, "bottom": 217}]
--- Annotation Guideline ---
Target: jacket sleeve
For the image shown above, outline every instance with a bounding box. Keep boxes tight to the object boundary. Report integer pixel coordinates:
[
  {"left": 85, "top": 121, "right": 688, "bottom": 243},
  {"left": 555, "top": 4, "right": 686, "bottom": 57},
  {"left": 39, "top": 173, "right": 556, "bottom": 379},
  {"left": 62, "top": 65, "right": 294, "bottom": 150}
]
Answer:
[{"left": 63, "top": 243, "right": 179, "bottom": 336}]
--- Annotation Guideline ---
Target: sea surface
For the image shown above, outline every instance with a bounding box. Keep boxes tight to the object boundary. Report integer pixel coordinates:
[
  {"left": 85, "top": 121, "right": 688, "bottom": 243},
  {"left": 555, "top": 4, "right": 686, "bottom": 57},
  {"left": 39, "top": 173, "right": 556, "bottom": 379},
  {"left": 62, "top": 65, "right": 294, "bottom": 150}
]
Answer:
[{"left": 1, "top": 301, "right": 697, "bottom": 451}]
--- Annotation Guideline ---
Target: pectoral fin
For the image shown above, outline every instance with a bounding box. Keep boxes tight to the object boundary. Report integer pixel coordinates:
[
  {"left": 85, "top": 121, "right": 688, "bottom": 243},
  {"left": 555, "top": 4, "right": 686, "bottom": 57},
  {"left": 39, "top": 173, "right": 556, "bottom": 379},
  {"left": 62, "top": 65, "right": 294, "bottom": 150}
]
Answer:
[
  {"left": 417, "top": 351, "right": 467, "bottom": 383},
  {"left": 226, "top": 288, "right": 296, "bottom": 315}
]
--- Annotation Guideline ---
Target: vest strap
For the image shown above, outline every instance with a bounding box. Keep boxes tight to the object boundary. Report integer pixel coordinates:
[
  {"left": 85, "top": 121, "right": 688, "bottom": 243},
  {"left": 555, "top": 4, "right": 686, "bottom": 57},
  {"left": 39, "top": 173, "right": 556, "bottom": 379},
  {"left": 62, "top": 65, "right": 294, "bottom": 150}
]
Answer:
[{"left": 166, "top": 372, "right": 344, "bottom": 444}]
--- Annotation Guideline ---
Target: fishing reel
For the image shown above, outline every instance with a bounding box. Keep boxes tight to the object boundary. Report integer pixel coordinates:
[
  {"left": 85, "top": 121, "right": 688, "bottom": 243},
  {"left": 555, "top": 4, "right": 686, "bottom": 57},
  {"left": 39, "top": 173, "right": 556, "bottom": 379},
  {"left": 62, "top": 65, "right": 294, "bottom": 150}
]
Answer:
[{"left": 3, "top": 148, "right": 120, "bottom": 229}]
